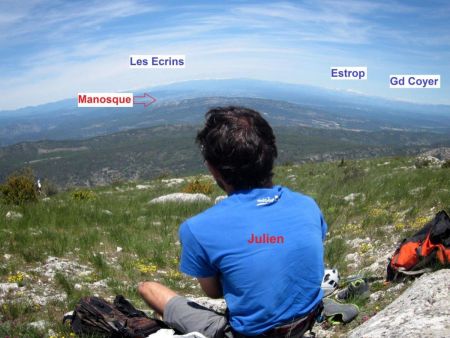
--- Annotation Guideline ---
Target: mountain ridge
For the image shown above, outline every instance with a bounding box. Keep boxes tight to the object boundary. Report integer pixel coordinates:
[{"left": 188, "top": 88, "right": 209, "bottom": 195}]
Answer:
[{"left": 1, "top": 79, "right": 450, "bottom": 146}]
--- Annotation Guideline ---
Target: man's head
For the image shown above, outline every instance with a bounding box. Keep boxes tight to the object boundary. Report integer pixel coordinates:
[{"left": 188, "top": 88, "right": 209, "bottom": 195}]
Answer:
[{"left": 196, "top": 106, "right": 277, "bottom": 192}]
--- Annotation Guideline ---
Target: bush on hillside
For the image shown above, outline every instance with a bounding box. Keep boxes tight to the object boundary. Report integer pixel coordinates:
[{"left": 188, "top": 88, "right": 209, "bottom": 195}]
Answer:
[
  {"left": 0, "top": 168, "right": 38, "bottom": 205},
  {"left": 182, "top": 178, "right": 213, "bottom": 195},
  {"left": 41, "top": 179, "right": 59, "bottom": 196},
  {"left": 72, "top": 189, "right": 96, "bottom": 201},
  {"left": 414, "top": 158, "right": 431, "bottom": 168},
  {"left": 442, "top": 160, "right": 450, "bottom": 168},
  {"left": 341, "top": 164, "right": 364, "bottom": 182}
]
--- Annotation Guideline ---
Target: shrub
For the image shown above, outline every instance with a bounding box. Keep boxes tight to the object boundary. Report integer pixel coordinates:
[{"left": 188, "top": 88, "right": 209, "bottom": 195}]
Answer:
[
  {"left": 414, "top": 158, "right": 430, "bottom": 168},
  {"left": 182, "top": 178, "right": 213, "bottom": 194},
  {"left": 0, "top": 168, "right": 38, "bottom": 205},
  {"left": 341, "top": 164, "right": 364, "bottom": 182},
  {"left": 442, "top": 160, "right": 450, "bottom": 168},
  {"left": 72, "top": 189, "right": 96, "bottom": 201},
  {"left": 41, "top": 179, "right": 59, "bottom": 196}
]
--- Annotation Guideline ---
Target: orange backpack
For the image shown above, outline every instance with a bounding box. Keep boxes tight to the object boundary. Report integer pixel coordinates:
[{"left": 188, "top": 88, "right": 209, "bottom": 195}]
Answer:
[{"left": 387, "top": 210, "right": 450, "bottom": 281}]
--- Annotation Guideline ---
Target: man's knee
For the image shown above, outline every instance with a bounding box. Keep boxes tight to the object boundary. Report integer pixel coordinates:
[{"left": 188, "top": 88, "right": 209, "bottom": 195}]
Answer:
[{"left": 138, "top": 281, "right": 157, "bottom": 296}]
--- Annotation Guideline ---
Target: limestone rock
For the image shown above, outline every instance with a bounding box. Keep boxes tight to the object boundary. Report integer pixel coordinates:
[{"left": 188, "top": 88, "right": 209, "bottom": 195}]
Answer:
[
  {"left": 214, "top": 195, "right": 227, "bottom": 204},
  {"left": 420, "top": 147, "right": 450, "bottom": 161},
  {"left": 0, "top": 282, "right": 19, "bottom": 293},
  {"left": 5, "top": 211, "right": 23, "bottom": 220},
  {"left": 349, "top": 269, "right": 450, "bottom": 338},
  {"left": 188, "top": 297, "right": 227, "bottom": 314},
  {"left": 149, "top": 193, "right": 211, "bottom": 204},
  {"left": 136, "top": 184, "right": 152, "bottom": 190},
  {"left": 162, "top": 178, "right": 185, "bottom": 187},
  {"left": 343, "top": 193, "right": 365, "bottom": 202},
  {"left": 28, "top": 320, "right": 47, "bottom": 331}
]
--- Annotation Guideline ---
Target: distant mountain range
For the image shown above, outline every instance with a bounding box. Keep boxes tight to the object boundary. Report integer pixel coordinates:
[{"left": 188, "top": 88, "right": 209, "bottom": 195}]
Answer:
[
  {"left": 1, "top": 78, "right": 450, "bottom": 186},
  {"left": 1, "top": 79, "right": 449, "bottom": 146}
]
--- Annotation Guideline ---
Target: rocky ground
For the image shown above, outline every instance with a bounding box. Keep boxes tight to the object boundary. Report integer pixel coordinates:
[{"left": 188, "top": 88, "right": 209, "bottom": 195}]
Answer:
[{"left": 1, "top": 154, "right": 449, "bottom": 337}]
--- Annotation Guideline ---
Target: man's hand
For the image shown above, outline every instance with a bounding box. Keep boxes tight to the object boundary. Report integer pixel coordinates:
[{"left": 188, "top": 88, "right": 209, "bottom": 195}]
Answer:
[{"left": 198, "top": 275, "right": 223, "bottom": 299}]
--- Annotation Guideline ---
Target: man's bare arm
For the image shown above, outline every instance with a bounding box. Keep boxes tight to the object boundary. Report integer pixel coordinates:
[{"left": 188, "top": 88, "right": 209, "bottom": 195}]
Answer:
[{"left": 198, "top": 275, "right": 223, "bottom": 298}]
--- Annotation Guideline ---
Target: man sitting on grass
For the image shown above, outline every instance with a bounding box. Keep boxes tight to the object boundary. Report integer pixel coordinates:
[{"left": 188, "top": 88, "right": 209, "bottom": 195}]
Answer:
[{"left": 139, "top": 106, "right": 327, "bottom": 338}]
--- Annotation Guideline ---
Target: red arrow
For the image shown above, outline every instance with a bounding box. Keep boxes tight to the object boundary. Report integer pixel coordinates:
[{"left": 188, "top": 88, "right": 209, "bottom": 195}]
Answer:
[{"left": 133, "top": 93, "right": 157, "bottom": 107}]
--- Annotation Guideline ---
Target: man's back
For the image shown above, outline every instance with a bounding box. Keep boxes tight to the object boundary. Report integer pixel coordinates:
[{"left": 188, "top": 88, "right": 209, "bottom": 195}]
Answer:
[{"left": 180, "top": 185, "right": 327, "bottom": 335}]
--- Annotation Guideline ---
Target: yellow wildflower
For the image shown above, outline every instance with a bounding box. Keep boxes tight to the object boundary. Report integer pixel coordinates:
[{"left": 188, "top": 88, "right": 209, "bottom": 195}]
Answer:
[
  {"left": 168, "top": 271, "right": 182, "bottom": 279},
  {"left": 368, "top": 208, "right": 386, "bottom": 218},
  {"left": 7, "top": 271, "right": 25, "bottom": 284},
  {"left": 359, "top": 242, "right": 373, "bottom": 254},
  {"left": 135, "top": 261, "right": 158, "bottom": 273},
  {"left": 394, "top": 222, "right": 405, "bottom": 231},
  {"left": 411, "top": 216, "right": 429, "bottom": 229}
]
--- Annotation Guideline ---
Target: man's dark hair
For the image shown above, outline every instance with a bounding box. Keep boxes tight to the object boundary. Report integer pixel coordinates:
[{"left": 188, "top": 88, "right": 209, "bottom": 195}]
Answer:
[{"left": 196, "top": 106, "right": 277, "bottom": 190}]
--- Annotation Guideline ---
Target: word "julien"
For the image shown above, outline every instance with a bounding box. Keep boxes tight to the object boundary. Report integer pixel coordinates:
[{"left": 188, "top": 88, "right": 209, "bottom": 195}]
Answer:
[
  {"left": 129, "top": 55, "right": 185, "bottom": 68},
  {"left": 247, "top": 233, "right": 285, "bottom": 244}
]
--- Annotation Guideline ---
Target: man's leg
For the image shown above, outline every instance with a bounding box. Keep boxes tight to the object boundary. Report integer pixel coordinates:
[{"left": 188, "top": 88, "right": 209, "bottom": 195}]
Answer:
[
  {"left": 138, "top": 281, "right": 178, "bottom": 316},
  {"left": 138, "top": 281, "right": 228, "bottom": 337}
]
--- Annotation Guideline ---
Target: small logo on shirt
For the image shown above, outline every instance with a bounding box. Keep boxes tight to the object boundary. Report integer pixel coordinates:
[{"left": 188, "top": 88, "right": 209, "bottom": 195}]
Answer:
[{"left": 256, "top": 195, "right": 280, "bottom": 206}]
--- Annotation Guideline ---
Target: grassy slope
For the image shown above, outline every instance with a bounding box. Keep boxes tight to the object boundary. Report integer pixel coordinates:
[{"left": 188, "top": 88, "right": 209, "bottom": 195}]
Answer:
[{"left": 0, "top": 156, "right": 449, "bottom": 336}]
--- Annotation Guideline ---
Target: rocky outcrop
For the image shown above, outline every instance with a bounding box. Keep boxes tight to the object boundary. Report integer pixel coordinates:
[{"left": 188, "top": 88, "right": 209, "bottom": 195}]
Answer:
[
  {"left": 420, "top": 147, "right": 450, "bottom": 161},
  {"left": 349, "top": 269, "right": 450, "bottom": 338},
  {"left": 149, "top": 193, "right": 211, "bottom": 204}
]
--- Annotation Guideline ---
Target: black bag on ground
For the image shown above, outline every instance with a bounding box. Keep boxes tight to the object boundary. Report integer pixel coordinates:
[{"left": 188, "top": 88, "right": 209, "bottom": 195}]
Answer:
[{"left": 64, "top": 295, "right": 166, "bottom": 338}]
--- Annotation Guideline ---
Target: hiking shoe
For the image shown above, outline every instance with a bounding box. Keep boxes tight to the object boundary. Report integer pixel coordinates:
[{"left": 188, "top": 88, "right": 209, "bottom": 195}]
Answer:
[
  {"left": 322, "top": 298, "right": 359, "bottom": 324},
  {"left": 336, "top": 278, "right": 369, "bottom": 301}
]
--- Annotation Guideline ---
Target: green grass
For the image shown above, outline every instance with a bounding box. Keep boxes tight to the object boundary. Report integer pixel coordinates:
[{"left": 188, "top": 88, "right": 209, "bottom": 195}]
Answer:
[{"left": 0, "top": 156, "right": 449, "bottom": 335}]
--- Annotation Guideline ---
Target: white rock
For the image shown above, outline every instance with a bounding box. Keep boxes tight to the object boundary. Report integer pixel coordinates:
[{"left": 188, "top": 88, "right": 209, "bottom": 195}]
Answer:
[
  {"left": 31, "top": 256, "right": 92, "bottom": 279},
  {"left": 387, "top": 282, "right": 404, "bottom": 293},
  {"left": 348, "top": 238, "right": 365, "bottom": 249},
  {"left": 3, "top": 253, "right": 11, "bottom": 260},
  {"left": 149, "top": 193, "right": 211, "bottom": 204},
  {"left": 214, "top": 195, "right": 227, "bottom": 204},
  {"left": 116, "top": 246, "right": 123, "bottom": 253},
  {"left": 74, "top": 283, "right": 82, "bottom": 290},
  {"left": 162, "top": 178, "right": 185, "bottom": 187},
  {"left": 343, "top": 193, "right": 365, "bottom": 202},
  {"left": 369, "top": 291, "right": 384, "bottom": 303},
  {"left": 102, "top": 209, "right": 113, "bottom": 215},
  {"left": 188, "top": 297, "right": 227, "bottom": 314},
  {"left": 136, "top": 184, "right": 152, "bottom": 190},
  {"left": 92, "top": 279, "right": 108, "bottom": 288},
  {"left": 349, "top": 269, "right": 450, "bottom": 337},
  {"left": 345, "top": 253, "right": 360, "bottom": 263},
  {"left": 0, "top": 283, "right": 19, "bottom": 293},
  {"left": 5, "top": 211, "right": 23, "bottom": 220}
]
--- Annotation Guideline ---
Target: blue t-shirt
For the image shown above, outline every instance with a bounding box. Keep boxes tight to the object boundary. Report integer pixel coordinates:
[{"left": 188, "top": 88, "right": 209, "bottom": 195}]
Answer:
[{"left": 179, "top": 185, "right": 327, "bottom": 336}]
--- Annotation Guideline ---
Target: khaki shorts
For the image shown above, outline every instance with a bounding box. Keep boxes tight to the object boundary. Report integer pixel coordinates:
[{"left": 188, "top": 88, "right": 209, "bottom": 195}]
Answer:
[
  {"left": 163, "top": 296, "right": 229, "bottom": 338},
  {"left": 163, "top": 296, "right": 316, "bottom": 338}
]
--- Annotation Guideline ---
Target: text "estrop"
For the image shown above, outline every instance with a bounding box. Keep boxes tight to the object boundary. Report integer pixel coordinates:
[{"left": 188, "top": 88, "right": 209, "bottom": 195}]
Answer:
[{"left": 331, "top": 67, "right": 367, "bottom": 80}]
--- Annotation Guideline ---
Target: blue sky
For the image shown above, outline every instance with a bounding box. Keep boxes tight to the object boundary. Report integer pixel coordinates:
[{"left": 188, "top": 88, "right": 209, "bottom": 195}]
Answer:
[{"left": 0, "top": 0, "right": 449, "bottom": 110}]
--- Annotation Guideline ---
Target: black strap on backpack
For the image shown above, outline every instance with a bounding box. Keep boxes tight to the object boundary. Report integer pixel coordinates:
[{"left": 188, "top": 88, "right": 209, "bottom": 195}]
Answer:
[{"left": 64, "top": 295, "right": 166, "bottom": 338}]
